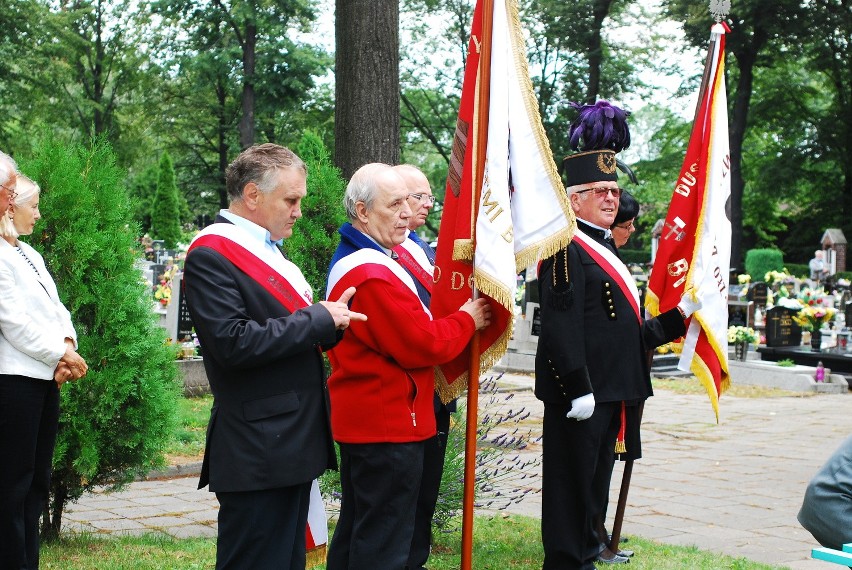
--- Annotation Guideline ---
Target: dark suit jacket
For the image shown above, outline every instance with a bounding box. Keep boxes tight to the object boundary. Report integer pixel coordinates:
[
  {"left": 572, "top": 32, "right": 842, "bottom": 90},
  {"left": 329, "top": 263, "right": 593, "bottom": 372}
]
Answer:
[
  {"left": 183, "top": 218, "right": 338, "bottom": 493},
  {"left": 798, "top": 434, "right": 852, "bottom": 550},
  {"left": 535, "top": 221, "right": 685, "bottom": 406}
]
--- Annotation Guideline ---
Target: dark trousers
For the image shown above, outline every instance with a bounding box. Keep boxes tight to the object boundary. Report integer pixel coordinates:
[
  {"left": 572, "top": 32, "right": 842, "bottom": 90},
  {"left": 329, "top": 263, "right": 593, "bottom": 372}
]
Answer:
[
  {"left": 215, "top": 482, "right": 311, "bottom": 570},
  {"left": 541, "top": 401, "right": 620, "bottom": 570},
  {"left": 327, "top": 440, "right": 425, "bottom": 570},
  {"left": 407, "top": 403, "right": 452, "bottom": 569},
  {"left": 0, "top": 375, "right": 60, "bottom": 570}
]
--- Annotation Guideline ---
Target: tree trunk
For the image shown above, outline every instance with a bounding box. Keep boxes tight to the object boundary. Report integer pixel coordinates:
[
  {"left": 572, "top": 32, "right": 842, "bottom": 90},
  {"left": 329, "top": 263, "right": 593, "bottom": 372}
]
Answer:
[
  {"left": 42, "top": 479, "right": 68, "bottom": 542},
  {"left": 729, "top": 26, "right": 766, "bottom": 272},
  {"left": 334, "top": 0, "right": 400, "bottom": 180},
  {"left": 217, "top": 76, "right": 229, "bottom": 208},
  {"left": 239, "top": 20, "right": 257, "bottom": 150},
  {"left": 585, "top": 0, "right": 614, "bottom": 103}
]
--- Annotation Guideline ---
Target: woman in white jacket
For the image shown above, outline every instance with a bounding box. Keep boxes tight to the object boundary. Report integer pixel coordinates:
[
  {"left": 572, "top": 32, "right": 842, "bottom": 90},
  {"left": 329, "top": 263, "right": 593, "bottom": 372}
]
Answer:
[{"left": 0, "top": 175, "right": 88, "bottom": 569}]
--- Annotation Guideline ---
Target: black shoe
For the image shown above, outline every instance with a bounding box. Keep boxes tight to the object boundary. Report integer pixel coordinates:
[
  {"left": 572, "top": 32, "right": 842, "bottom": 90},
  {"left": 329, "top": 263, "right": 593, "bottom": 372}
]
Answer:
[{"left": 608, "top": 534, "right": 628, "bottom": 544}]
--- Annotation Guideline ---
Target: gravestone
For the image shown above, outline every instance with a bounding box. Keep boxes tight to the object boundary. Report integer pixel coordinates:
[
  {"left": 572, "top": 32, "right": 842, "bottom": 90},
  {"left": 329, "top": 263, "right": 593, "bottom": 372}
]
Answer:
[
  {"left": 747, "top": 281, "right": 769, "bottom": 308},
  {"left": 845, "top": 300, "right": 852, "bottom": 327},
  {"left": 530, "top": 304, "right": 541, "bottom": 337},
  {"left": 728, "top": 300, "right": 754, "bottom": 328},
  {"left": 163, "top": 272, "right": 195, "bottom": 343},
  {"left": 764, "top": 305, "right": 802, "bottom": 347},
  {"left": 729, "top": 284, "right": 743, "bottom": 299},
  {"left": 150, "top": 264, "right": 166, "bottom": 286}
]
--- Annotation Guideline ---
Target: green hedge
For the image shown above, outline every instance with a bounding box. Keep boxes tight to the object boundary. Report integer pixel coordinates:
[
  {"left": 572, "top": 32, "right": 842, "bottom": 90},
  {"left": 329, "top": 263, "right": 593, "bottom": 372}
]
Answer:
[
  {"left": 784, "top": 263, "right": 809, "bottom": 279},
  {"left": 745, "top": 249, "right": 784, "bottom": 281},
  {"left": 620, "top": 248, "right": 650, "bottom": 265}
]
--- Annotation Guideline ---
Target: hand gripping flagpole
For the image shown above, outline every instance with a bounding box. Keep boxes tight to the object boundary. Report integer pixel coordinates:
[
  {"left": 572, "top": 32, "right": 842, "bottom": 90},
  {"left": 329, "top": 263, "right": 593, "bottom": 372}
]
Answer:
[{"left": 460, "top": 1, "right": 494, "bottom": 567}]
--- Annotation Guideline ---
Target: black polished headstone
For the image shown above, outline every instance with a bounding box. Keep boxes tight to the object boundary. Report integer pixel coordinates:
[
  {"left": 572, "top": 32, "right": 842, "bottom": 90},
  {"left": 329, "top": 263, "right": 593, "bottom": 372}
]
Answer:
[
  {"left": 747, "top": 282, "right": 769, "bottom": 307},
  {"left": 764, "top": 305, "right": 802, "bottom": 347}
]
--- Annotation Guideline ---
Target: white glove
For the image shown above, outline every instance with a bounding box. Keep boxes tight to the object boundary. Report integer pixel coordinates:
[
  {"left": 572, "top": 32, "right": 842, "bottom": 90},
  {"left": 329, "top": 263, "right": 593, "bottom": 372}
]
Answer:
[
  {"left": 566, "top": 393, "right": 595, "bottom": 421},
  {"left": 677, "top": 290, "right": 702, "bottom": 318}
]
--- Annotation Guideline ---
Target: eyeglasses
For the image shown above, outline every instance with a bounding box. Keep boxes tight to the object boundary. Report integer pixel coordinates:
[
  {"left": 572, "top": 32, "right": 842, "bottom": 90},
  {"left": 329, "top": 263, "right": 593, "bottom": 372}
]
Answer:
[
  {"left": 614, "top": 221, "right": 635, "bottom": 231},
  {"left": 576, "top": 187, "right": 622, "bottom": 199},
  {"left": 408, "top": 193, "right": 436, "bottom": 206},
  {"left": 1, "top": 184, "right": 16, "bottom": 202}
]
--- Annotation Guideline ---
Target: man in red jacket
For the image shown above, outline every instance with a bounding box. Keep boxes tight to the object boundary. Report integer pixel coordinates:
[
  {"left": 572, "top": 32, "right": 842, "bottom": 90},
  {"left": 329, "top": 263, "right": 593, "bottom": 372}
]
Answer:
[{"left": 325, "top": 163, "right": 490, "bottom": 570}]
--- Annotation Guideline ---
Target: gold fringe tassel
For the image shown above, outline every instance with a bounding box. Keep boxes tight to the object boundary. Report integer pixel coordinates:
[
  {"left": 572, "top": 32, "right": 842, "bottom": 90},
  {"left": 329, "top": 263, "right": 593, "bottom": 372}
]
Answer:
[{"left": 306, "top": 544, "right": 327, "bottom": 569}]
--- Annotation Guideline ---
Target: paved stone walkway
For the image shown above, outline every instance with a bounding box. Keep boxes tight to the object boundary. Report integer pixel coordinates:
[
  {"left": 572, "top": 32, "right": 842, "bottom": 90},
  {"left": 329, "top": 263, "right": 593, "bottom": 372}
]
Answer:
[{"left": 63, "top": 373, "right": 852, "bottom": 569}]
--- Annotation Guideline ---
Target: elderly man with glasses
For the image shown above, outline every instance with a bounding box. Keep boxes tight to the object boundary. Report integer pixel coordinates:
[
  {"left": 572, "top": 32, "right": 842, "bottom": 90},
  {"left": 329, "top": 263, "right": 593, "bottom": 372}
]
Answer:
[
  {"left": 324, "top": 163, "right": 491, "bottom": 570},
  {"left": 535, "top": 102, "right": 700, "bottom": 570},
  {"left": 389, "top": 164, "right": 451, "bottom": 570}
]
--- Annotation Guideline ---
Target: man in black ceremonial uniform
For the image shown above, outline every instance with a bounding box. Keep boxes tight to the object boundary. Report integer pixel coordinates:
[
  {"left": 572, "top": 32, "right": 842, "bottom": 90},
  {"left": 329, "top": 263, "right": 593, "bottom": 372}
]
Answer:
[{"left": 535, "top": 101, "right": 700, "bottom": 570}]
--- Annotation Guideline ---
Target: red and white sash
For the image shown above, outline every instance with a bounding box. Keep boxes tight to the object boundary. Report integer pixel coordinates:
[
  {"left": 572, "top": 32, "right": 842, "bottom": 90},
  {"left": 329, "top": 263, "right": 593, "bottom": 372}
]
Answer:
[
  {"left": 392, "top": 233, "right": 434, "bottom": 294},
  {"left": 186, "top": 223, "right": 327, "bottom": 553},
  {"left": 188, "top": 223, "right": 313, "bottom": 312},
  {"left": 572, "top": 229, "right": 641, "bottom": 324},
  {"left": 327, "top": 248, "right": 430, "bottom": 315}
]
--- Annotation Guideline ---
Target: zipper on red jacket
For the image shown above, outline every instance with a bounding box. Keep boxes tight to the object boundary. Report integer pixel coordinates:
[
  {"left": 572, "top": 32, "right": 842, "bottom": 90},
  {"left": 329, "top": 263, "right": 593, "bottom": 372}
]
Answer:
[{"left": 406, "top": 373, "right": 418, "bottom": 427}]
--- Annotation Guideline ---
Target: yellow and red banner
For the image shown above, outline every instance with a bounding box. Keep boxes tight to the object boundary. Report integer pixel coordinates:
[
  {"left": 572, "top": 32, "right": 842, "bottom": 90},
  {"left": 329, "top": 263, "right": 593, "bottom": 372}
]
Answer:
[
  {"left": 430, "top": 0, "right": 574, "bottom": 403},
  {"left": 646, "top": 22, "right": 732, "bottom": 421}
]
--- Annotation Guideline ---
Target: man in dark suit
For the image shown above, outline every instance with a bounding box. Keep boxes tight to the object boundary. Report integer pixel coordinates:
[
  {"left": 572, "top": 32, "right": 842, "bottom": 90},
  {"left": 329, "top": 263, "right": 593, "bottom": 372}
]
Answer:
[
  {"left": 183, "top": 143, "right": 365, "bottom": 570},
  {"left": 535, "top": 101, "right": 698, "bottom": 570}
]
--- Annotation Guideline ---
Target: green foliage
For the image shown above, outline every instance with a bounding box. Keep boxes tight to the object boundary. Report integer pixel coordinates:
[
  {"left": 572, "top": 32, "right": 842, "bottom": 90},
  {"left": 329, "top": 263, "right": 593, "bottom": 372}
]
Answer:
[
  {"left": 151, "top": 151, "right": 183, "bottom": 248},
  {"left": 433, "top": 375, "right": 541, "bottom": 531},
  {"left": 777, "top": 359, "right": 796, "bottom": 367},
  {"left": 784, "top": 263, "right": 809, "bottom": 280},
  {"left": 22, "top": 136, "right": 179, "bottom": 539},
  {"left": 283, "top": 131, "right": 347, "bottom": 296},
  {"left": 125, "top": 163, "right": 158, "bottom": 236},
  {"left": 744, "top": 249, "right": 784, "bottom": 283},
  {"left": 619, "top": 248, "right": 651, "bottom": 265}
]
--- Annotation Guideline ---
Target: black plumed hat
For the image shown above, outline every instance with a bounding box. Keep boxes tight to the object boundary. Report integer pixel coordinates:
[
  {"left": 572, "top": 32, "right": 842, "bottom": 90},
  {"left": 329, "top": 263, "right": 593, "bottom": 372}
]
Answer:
[{"left": 561, "top": 100, "right": 631, "bottom": 187}]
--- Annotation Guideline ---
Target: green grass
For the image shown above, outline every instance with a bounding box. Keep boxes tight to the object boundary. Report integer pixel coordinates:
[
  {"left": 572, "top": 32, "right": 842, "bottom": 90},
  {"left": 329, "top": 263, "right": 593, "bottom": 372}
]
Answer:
[
  {"left": 652, "top": 376, "right": 813, "bottom": 398},
  {"left": 163, "top": 394, "right": 212, "bottom": 461},
  {"left": 42, "top": 515, "right": 792, "bottom": 569}
]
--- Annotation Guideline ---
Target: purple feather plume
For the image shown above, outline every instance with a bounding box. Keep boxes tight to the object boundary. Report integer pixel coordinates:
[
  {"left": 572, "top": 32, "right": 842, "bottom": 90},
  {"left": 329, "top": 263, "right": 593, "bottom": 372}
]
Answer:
[{"left": 567, "top": 100, "right": 631, "bottom": 153}]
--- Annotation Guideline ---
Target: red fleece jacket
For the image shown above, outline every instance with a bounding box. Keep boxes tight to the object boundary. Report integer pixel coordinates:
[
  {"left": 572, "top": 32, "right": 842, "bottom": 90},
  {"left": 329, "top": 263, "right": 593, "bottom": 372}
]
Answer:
[{"left": 327, "top": 272, "right": 475, "bottom": 444}]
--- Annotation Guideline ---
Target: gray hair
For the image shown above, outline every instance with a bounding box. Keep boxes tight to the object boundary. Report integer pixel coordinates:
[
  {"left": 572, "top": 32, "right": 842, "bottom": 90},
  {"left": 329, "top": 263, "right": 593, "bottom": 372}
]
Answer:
[
  {"left": 0, "top": 151, "right": 17, "bottom": 186},
  {"left": 224, "top": 143, "right": 307, "bottom": 203},
  {"left": 344, "top": 163, "right": 393, "bottom": 221},
  {"left": 0, "top": 175, "right": 38, "bottom": 240},
  {"left": 12, "top": 175, "right": 39, "bottom": 208}
]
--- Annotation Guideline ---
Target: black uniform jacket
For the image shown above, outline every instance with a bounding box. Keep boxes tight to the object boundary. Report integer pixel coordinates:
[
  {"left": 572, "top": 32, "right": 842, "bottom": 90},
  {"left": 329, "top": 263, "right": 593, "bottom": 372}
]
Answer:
[
  {"left": 183, "top": 217, "right": 338, "bottom": 493},
  {"left": 535, "top": 221, "right": 686, "bottom": 406}
]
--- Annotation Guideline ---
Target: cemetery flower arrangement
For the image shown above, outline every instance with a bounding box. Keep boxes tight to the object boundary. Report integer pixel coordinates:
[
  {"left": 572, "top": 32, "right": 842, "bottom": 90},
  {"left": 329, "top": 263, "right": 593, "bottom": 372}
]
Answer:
[
  {"left": 728, "top": 325, "right": 759, "bottom": 345},
  {"left": 764, "top": 269, "right": 790, "bottom": 285},
  {"left": 797, "top": 286, "right": 827, "bottom": 306},
  {"left": 793, "top": 305, "right": 835, "bottom": 331},
  {"left": 777, "top": 297, "right": 803, "bottom": 311},
  {"left": 153, "top": 265, "right": 177, "bottom": 307},
  {"left": 737, "top": 274, "right": 751, "bottom": 285}
]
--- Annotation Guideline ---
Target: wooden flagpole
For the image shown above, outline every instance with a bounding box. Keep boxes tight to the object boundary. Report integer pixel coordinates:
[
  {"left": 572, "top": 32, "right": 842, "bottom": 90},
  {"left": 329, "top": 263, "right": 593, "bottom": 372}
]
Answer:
[{"left": 461, "top": 0, "right": 494, "bottom": 567}]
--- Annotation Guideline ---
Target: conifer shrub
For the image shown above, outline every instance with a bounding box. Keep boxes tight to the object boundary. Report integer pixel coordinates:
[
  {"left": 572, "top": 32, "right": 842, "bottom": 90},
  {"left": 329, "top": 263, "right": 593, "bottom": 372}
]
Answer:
[
  {"left": 283, "top": 131, "right": 347, "bottom": 295},
  {"left": 22, "top": 137, "right": 179, "bottom": 539},
  {"left": 150, "top": 150, "right": 182, "bottom": 248}
]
